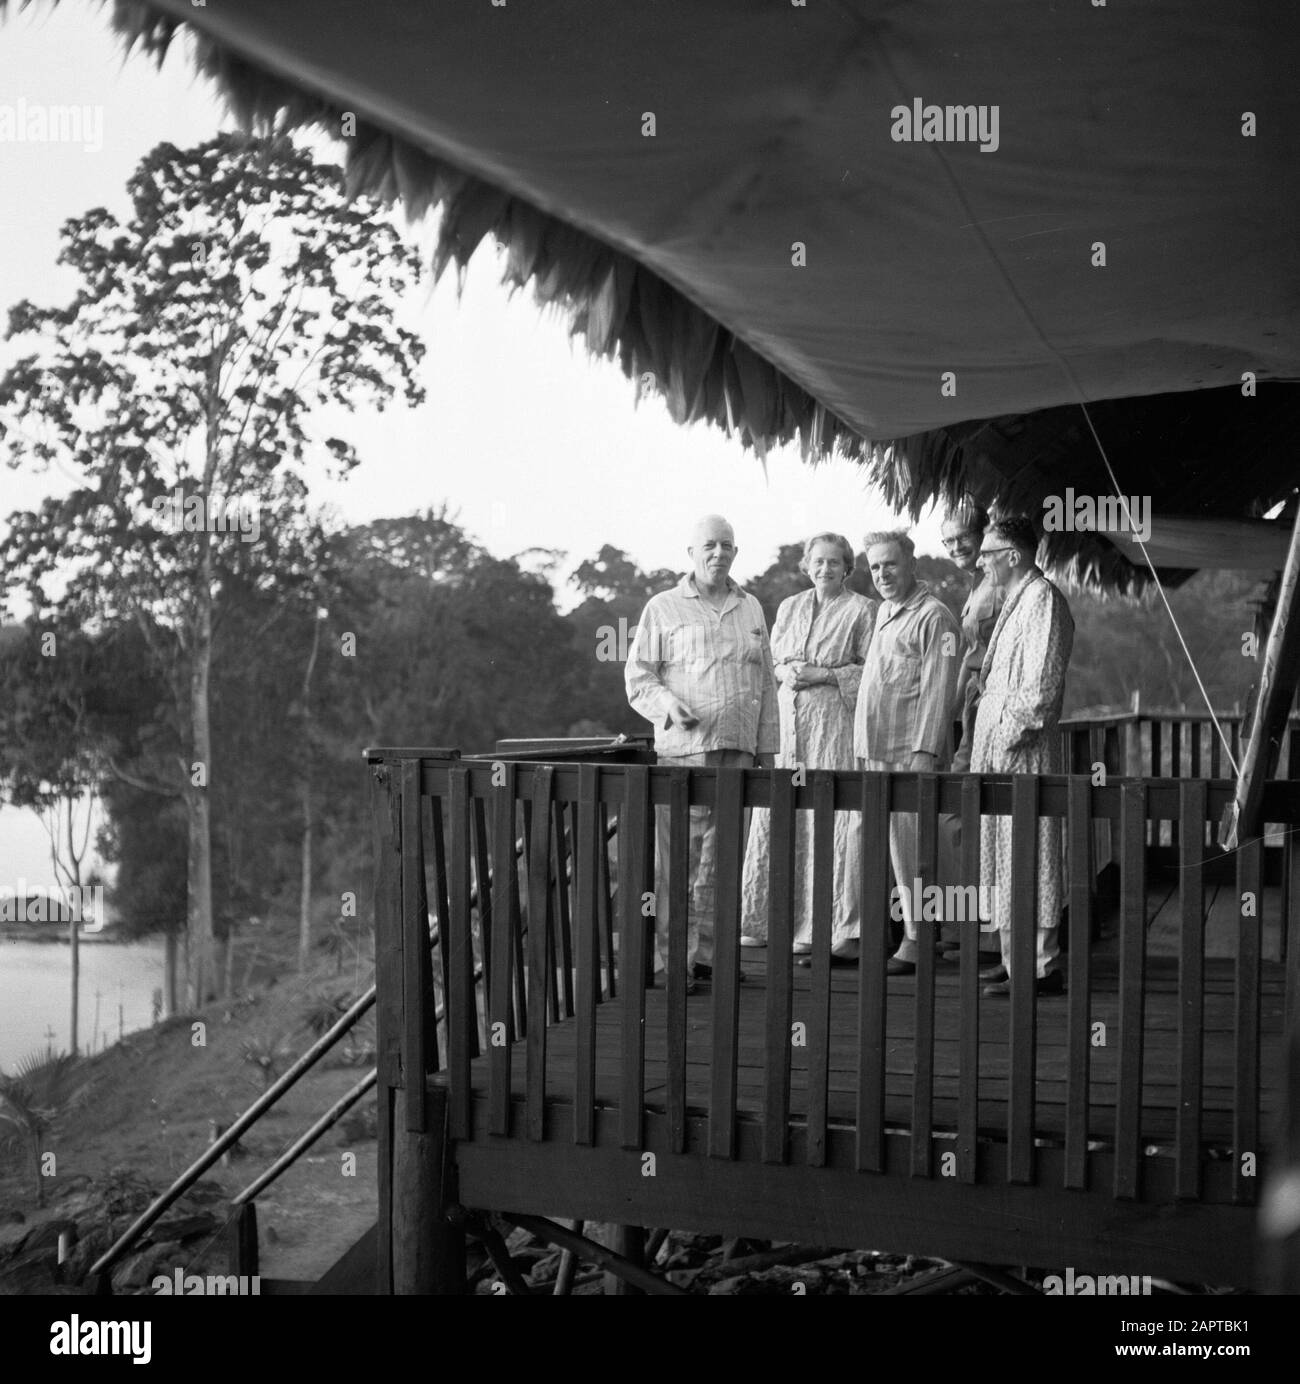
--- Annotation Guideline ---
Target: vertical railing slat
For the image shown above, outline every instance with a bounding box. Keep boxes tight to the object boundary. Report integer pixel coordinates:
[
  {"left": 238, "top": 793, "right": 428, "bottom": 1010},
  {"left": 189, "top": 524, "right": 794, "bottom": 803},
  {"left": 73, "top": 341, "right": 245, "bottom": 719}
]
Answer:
[
  {"left": 447, "top": 767, "right": 474, "bottom": 1140},
  {"left": 525, "top": 768, "right": 554, "bottom": 1141},
  {"left": 1175, "top": 779, "right": 1206, "bottom": 1200},
  {"left": 911, "top": 774, "right": 938, "bottom": 1179},
  {"left": 426, "top": 796, "right": 449, "bottom": 1073},
  {"left": 1007, "top": 774, "right": 1039, "bottom": 1185},
  {"left": 1234, "top": 835, "right": 1262, "bottom": 1205},
  {"left": 400, "top": 761, "right": 430, "bottom": 1133},
  {"left": 552, "top": 799, "right": 575, "bottom": 1020},
  {"left": 1113, "top": 781, "right": 1147, "bottom": 1199},
  {"left": 619, "top": 767, "right": 651, "bottom": 1150},
  {"left": 856, "top": 772, "right": 891, "bottom": 1172},
  {"left": 488, "top": 762, "right": 517, "bottom": 1137},
  {"left": 709, "top": 767, "right": 745, "bottom": 1160},
  {"left": 1064, "top": 774, "right": 1092, "bottom": 1190},
  {"left": 763, "top": 768, "right": 795, "bottom": 1164},
  {"left": 471, "top": 796, "right": 493, "bottom": 1060},
  {"left": 805, "top": 771, "right": 835, "bottom": 1168},
  {"left": 958, "top": 775, "right": 981, "bottom": 1184},
  {"left": 573, "top": 764, "right": 600, "bottom": 1146},
  {"left": 666, "top": 768, "right": 690, "bottom": 1154},
  {"left": 598, "top": 802, "right": 617, "bottom": 1000}
]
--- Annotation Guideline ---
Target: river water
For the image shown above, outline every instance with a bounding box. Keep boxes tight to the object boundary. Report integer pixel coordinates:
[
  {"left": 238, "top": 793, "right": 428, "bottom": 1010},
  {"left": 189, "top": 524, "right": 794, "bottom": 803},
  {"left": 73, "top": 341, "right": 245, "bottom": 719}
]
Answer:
[{"left": 0, "top": 936, "right": 166, "bottom": 1071}]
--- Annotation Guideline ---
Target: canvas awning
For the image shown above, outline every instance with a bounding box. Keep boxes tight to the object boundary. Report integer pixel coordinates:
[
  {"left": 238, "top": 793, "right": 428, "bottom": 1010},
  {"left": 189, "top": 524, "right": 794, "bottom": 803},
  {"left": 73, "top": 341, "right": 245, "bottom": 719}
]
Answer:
[{"left": 101, "top": 0, "right": 1298, "bottom": 461}]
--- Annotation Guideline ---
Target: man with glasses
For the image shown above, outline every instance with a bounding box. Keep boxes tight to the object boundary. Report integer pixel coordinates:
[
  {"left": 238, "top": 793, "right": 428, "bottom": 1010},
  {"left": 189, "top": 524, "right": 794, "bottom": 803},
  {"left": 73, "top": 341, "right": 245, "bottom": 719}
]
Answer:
[
  {"left": 940, "top": 501, "right": 1003, "bottom": 773},
  {"left": 970, "top": 516, "right": 1075, "bottom": 997},
  {"left": 854, "top": 530, "right": 963, "bottom": 976}
]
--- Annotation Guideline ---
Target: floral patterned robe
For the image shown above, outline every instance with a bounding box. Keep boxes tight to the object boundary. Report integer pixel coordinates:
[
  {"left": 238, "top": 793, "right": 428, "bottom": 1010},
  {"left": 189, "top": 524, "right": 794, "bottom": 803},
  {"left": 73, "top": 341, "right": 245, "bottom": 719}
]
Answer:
[
  {"left": 741, "top": 587, "right": 877, "bottom": 946},
  {"left": 972, "top": 570, "right": 1075, "bottom": 975}
]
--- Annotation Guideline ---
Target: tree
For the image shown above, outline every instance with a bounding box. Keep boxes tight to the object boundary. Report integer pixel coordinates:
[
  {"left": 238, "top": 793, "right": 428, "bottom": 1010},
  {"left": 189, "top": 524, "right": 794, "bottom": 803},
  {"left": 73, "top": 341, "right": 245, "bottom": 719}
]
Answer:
[
  {"left": 0, "top": 134, "right": 426, "bottom": 1006},
  {"left": 565, "top": 545, "right": 679, "bottom": 735}
]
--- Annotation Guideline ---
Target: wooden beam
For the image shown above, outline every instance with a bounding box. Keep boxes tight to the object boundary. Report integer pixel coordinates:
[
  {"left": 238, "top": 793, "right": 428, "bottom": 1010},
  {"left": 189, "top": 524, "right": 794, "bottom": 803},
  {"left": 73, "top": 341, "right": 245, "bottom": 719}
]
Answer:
[{"left": 1222, "top": 503, "right": 1300, "bottom": 849}]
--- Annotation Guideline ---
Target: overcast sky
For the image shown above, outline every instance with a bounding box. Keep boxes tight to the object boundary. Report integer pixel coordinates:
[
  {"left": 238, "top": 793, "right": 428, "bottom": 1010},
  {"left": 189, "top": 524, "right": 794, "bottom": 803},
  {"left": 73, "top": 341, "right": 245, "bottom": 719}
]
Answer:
[{"left": 0, "top": 2, "right": 943, "bottom": 886}]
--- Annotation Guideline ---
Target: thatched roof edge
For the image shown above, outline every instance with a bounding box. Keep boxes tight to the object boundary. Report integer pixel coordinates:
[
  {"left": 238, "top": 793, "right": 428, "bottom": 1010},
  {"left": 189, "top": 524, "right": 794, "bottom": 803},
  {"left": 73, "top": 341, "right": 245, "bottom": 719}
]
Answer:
[{"left": 3, "top": 0, "right": 1159, "bottom": 593}]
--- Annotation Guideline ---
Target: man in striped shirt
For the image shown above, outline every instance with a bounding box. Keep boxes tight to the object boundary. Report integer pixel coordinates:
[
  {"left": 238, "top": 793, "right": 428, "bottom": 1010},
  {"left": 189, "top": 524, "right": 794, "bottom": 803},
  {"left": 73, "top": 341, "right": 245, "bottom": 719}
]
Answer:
[
  {"left": 854, "top": 531, "right": 963, "bottom": 975},
  {"left": 626, "top": 515, "right": 779, "bottom": 988}
]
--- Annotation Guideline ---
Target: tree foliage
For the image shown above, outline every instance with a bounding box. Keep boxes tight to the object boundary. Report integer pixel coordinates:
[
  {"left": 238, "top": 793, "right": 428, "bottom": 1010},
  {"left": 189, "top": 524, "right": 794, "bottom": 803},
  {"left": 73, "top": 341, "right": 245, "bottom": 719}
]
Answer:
[{"left": 0, "top": 134, "right": 426, "bottom": 1004}]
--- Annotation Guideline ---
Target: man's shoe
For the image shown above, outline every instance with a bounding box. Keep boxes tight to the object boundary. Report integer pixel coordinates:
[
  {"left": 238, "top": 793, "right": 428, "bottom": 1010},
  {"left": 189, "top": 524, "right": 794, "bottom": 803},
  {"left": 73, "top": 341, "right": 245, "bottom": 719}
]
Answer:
[
  {"left": 792, "top": 942, "right": 813, "bottom": 956},
  {"left": 979, "top": 964, "right": 1008, "bottom": 983},
  {"left": 886, "top": 957, "right": 916, "bottom": 976},
  {"left": 740, "top": 935, "right": 764, "bottom": 949},
  {"left": 983, "top": 971, "right": 1065, "bottom": 998},
  {"left": 691, "top": 962, "right": 745, "bottom": 984}
]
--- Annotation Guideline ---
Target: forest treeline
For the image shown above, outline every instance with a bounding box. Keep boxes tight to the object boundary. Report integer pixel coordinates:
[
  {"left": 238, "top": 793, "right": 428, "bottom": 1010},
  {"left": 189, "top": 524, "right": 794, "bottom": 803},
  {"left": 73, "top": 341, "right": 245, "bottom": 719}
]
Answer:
[{"left": 0, "top": 508, "right": 1261, "bottom": 969}]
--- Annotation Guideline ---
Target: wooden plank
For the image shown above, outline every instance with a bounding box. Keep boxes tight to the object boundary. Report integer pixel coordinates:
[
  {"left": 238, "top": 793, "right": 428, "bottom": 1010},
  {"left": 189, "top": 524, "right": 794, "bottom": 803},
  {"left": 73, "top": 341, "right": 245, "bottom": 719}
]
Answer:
[
  {"left": 597, "top": 802, "right": 617, "bottom": 999},
  {"left": 369, "top": 764, "right": 401, "bottom": 1295},
  {"left": 426, "top": 796, "right": 448, "bottom": 1073},
  {"left": 1006, "top": 774, "right": 1038, "bottom": 1185},
  {"left": 573, "top": 764, "right": 601, "bottom": 1145},
  {"left": 446, "top": 767, "right": 475, "bottom": 1140},
  {"left": 511, "top": 812, "right": 528, "bottom": 1045},
  {"left": 471, "top": 795, "right": 493, "bottom": 1059},
  {"left": 1190, "top": 721, "right": 1203, "bottom": 780},
  {"left": 488, "top": 761, "right": 517, "bottom": 1137},
  {"left": 805, "top": 770, "right": 835, "bottom": 1168},
  {"left": 1064, "top": 773, "right": 1092, "bottom": 1190},
  {"left": 1170, "top": 722, "right": 1182, "bottom": 846},
  {"left": 1234, "top": 835, "right": 1262, "bottom": 1205},
  {"left": 400, "top": 760, "right": 429, "bottom": 1133},
  {"left": 525, "top": 768, "right": 554, "bottom": 1141},
  {"left": 666, "top": 768, "right": 690, "bottom": 1154},
  {"left": 911, "top": 773, "right": 938, "bottom": 1178},
  {"left": 552, "top": 799, "right": 575, "bottom": 1020},
  {"left": 762, "top": 767, "right": 796, "bottom": 1165},
  {"left": 958, "top": 775, "right": 981, "bottom": 1184},
  {"left": 1114, "top": 781, "right": 1147, "bottom": 1199},
  {"left": 1176, "top": 780, "right": 1206, "bottom": 1200},
  {"left": 619, "top": 767, "right": 650, "bottom": 1150},
  {"left": 709, "top": 765, "right": 745, "bottom": 1160},
  {"left": 856, "top": 771, "right": 891, "bottom": 1172}
]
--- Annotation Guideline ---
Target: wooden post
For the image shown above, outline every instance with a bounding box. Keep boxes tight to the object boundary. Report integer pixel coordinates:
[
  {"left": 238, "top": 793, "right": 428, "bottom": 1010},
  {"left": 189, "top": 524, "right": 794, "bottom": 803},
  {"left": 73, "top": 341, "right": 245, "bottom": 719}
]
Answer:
[
  {"left": 1223, "top": 503, "right": 1300, "bottom": 849},
  {"left": 371, "top": 762, "right": 401, "bottom": 1295},
  {"left": 392, "top": 1084, "right": 464, "bottom": 1294},
  {"left": 228, "top": 1200, "right": 258, "bottom": 1277},
  {"left": 603, "top": 1225, "right": 646, "bottom": 1296}
]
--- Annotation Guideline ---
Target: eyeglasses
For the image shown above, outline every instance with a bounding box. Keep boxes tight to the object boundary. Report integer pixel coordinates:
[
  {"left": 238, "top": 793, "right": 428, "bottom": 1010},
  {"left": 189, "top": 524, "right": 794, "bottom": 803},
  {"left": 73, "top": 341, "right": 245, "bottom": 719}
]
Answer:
[
  {"left": 977, "top": 547, "right": 1015, "bottom": 559},
  {"left": 941, "top": 535, "right": 974, "bottom": 549}
]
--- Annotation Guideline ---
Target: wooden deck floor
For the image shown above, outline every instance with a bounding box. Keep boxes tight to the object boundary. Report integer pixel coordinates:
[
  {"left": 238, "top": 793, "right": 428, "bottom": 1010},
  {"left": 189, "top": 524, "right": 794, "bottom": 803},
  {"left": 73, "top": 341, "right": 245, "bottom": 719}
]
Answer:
[{"left": 459, "top": 948, "right": 1283, "bottom": 1149}]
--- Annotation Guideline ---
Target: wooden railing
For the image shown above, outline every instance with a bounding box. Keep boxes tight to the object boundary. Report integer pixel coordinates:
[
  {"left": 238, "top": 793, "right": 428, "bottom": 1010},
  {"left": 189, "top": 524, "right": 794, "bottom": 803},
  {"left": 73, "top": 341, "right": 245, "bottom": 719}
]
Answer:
[{"left": 369, "top": 749, "right": 1300, "bottom": 1214}]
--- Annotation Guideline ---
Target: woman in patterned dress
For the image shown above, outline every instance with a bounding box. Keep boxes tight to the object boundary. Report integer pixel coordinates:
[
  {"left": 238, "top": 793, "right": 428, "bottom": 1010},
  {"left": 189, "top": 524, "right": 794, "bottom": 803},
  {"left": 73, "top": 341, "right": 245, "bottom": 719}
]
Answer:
[{"left": 739, "top": 534, "right": 877, "bottom": 958}]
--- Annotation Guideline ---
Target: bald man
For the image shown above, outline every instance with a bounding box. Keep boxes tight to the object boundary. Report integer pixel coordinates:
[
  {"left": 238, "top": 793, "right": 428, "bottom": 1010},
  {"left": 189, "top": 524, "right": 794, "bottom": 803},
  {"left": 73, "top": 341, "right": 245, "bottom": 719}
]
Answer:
[{"left": 626, "top": 515, "right": 779, "bottom": 989}]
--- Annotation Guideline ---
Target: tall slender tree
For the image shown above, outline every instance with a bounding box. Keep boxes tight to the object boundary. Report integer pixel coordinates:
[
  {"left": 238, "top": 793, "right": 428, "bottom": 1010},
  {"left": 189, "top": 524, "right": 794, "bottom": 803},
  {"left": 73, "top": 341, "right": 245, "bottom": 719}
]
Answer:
[{"left": 0, "top": 134, "right": 426, "bottom": 1005}]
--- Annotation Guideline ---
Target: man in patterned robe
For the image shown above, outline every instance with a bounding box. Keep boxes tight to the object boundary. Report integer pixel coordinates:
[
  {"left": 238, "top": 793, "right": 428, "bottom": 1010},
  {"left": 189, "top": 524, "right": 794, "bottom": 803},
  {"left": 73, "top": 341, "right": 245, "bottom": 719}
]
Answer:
[{"left": 971, "top": 516, "right": 1075, "bottom": 996}]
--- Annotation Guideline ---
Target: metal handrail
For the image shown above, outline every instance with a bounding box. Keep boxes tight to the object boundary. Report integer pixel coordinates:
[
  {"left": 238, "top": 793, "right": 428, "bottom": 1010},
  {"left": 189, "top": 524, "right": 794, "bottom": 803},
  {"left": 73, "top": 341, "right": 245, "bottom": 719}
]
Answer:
[
  {"left": 89, "top": 987, "right": 377, "bottom": 1279},
  {"left": 89, "top": 790, "right": 611, "bottom": 1285},
  {"left": 232, "top": 1069, "right": 378, "bottom": 1206}
]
